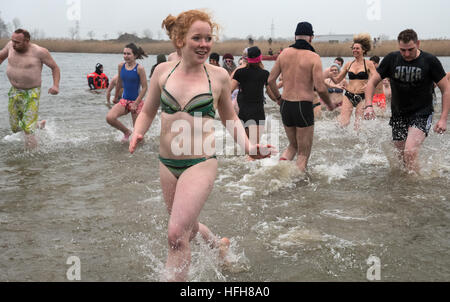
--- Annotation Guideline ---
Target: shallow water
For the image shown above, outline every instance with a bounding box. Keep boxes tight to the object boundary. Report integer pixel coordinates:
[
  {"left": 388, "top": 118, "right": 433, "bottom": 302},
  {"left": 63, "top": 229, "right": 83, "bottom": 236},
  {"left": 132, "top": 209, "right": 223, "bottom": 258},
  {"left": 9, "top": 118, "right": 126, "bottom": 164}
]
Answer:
[{"left": 0, "top": 53, "right": 449, "bottom": 282}]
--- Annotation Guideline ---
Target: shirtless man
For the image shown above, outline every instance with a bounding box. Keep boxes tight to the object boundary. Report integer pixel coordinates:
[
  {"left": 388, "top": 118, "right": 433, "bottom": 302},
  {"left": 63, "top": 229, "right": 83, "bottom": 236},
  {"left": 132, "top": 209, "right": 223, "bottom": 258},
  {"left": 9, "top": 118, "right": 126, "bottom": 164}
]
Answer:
[
  {"left": 0, "top": 29, "right": 60, "bottom": 149},
  {"left": 268, "top": 22, "right": 335, "bottom": 172}
]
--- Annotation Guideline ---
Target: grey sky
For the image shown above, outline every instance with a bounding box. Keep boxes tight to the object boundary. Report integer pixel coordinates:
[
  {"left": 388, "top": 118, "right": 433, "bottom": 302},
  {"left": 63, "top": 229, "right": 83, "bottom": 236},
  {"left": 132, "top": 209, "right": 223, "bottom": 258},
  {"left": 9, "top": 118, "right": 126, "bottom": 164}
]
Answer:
[{"left": 2, "top": 0, "right": 450, "bottom": 40}]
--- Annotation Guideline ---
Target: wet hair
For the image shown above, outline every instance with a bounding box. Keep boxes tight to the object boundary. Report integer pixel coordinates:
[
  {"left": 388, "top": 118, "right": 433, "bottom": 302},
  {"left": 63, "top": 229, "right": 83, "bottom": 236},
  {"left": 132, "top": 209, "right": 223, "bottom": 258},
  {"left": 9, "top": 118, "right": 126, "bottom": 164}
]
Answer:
[
  {"left": 161, "top": 9, "right": 219, "bottom": 48},
  {"left": 398, "top": 29, "right": 418, "bottom": 44},
  {"left": 353, "top": 33, "right": 372, "bottom": 55},
  {"left": 334, "top": 57, "right": 344, "bottom": 66},
  {"left": 14, "top": 29, "right": 31, "bottom": 41},
  {"left": 125, "top": 43, "right": 148, "bottom": 60},
  {"left": 156, "top": 54, "right": 167, "bottom": 64},
  {"left": 370, "top": 56, "right": 380, "bottom": 64}
]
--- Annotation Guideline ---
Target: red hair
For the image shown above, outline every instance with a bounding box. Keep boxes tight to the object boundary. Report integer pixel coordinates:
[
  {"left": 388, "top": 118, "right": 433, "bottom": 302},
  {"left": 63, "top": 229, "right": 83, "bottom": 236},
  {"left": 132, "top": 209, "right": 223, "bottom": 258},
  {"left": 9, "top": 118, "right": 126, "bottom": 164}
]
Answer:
[{"left": 161, "top": 10, "right": 219, "bottom": 48}]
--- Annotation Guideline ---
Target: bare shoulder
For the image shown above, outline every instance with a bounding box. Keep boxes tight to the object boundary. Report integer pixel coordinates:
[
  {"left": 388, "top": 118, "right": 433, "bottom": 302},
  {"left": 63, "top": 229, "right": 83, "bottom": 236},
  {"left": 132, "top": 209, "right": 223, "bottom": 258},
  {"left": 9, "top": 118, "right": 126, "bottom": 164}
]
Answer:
[
  {"left": 151, "top": 61, "right": 176, "bottom": 84},
  {"left": 343, "top": 61, "right": 352, "bottom": 70},
  {"left": 33, "top": 44, "right": 51, "bottom": 58},
  {"left": 310, "top": 51, "right": 321, "bottom": 60},
  {"left": 3, "top": 41, "right": 12, "bottom": 50},
  {"left": 156, "top": 61, "right": 177, "bottom": 74},
  {"left": 0, "top": 41, "right": 12, "bottom": 58},
  {"left": 206, "top": 63, "right": 229, "bottom": 83},
  {"left": 366, "top": 59, "right": 376, "bottom": 69}
]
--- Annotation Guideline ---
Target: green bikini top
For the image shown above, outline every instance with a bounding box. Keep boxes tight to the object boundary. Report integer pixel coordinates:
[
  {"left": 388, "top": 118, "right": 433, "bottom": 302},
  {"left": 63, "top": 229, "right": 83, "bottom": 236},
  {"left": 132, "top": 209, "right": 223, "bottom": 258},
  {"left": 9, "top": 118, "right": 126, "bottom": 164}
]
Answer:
[{"left": 160, "top": 62, "right": 216, "bottom": 119}]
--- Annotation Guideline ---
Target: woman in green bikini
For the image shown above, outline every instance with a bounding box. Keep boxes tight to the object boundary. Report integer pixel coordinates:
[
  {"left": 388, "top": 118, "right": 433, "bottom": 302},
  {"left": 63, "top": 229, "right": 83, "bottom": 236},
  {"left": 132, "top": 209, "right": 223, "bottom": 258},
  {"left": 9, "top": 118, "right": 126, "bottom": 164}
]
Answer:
[{"left": 129, "top": 10, "right": 276, "bottom": 282}]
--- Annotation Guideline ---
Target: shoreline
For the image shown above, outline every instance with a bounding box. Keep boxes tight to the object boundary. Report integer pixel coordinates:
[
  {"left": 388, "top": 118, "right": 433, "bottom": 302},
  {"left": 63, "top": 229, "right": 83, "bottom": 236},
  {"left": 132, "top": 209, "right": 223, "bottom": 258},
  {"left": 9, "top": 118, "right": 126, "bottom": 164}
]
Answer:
[{"left": 1, "top": 39, "right": 450, "bottom": 57}]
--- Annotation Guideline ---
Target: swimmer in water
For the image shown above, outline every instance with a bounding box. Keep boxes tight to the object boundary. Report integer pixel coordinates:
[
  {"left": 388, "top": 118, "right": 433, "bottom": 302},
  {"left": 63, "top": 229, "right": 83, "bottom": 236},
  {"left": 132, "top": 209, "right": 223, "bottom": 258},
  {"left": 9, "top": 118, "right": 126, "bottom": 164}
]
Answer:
[
  {"left": 0, "top": 28, "right": 60, "bottom": 149},
  {"left": 106, "top": 43, "right": 148, "bottom": 142},
  {"left": 130, "top": 9, "right": 276, "bottom": 281}
]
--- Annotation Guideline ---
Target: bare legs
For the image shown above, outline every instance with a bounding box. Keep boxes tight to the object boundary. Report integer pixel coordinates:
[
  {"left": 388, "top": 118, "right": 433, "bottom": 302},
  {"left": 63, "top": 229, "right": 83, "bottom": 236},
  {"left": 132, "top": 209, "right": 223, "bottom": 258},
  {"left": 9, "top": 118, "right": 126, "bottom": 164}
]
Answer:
[
  {"left": 106, "top": 104, "right": 132, "bottom": 141},
  {"left": 393, "top": 127, "right": 426, "bottom": 174},
  {"left": 280, "top": 125, "right": 314, "bottom": 172},
  {"left": 338, "top": 97, "right": 364, "bottom": 130},
  {"left": 23, "top": 120, "right": 46, "bottom": 150},
  {"left": 160, "top": 159, "right": 229, "bottom": 281}
]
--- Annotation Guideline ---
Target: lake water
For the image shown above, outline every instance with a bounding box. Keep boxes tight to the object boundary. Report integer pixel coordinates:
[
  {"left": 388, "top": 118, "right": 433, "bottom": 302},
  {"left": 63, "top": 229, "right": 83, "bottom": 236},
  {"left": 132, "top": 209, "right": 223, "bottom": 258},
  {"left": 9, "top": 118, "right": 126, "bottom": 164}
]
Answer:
[{"left": 0, "top": 53, "right": 449, "bottom": 282}]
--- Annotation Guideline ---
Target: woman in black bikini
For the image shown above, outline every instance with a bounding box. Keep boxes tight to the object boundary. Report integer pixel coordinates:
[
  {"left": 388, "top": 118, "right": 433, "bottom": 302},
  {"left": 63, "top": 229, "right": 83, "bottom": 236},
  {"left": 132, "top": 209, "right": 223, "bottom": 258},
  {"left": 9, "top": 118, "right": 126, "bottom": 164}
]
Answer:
[{"left": 330, "top": 33, "right": 377, "bottom": 129}]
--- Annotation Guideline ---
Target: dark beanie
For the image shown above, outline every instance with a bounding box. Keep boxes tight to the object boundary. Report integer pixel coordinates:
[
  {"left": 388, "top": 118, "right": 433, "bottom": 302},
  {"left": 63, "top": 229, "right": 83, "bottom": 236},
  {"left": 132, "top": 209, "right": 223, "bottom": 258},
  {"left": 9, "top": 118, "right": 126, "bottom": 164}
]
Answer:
[
  {"left": 295, "top": 22, "right": 314, "bottom": 36},
  {"left": 247, "top": 46, "right": 261, "bottom": 58},
  {"left": 223, "top": 53, "right": 234, "bottom": 60}
]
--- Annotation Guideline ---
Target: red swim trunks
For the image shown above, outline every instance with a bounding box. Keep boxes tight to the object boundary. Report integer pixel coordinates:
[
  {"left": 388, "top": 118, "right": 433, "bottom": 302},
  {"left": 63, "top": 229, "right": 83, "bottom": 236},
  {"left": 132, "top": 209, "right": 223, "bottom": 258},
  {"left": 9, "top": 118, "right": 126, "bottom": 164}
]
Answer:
[
  {"left": 373, "top": 94, "right": 386, "bottom": 109},
  {"left": 119, "top": 99, "right": 144, "bottom": 114}
]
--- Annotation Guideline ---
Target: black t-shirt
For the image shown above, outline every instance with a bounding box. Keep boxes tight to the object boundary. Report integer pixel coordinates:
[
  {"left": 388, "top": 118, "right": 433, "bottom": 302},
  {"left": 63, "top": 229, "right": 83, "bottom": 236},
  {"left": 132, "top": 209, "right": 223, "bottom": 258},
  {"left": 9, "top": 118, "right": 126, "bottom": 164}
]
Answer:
[
  {"left": 377, "top": 51, "right": 446, "bottom": 116},
  {"left": 233, "top": 66, "right": 270, "bottom": 104}
]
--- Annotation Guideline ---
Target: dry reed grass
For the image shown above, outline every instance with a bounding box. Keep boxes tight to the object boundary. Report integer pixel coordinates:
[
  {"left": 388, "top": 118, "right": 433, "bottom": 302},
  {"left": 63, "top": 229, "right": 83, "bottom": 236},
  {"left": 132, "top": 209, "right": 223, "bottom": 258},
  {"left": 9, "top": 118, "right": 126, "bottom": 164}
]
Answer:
[{"left": 1, "top": 38, "right": 450, "bottom": 57}]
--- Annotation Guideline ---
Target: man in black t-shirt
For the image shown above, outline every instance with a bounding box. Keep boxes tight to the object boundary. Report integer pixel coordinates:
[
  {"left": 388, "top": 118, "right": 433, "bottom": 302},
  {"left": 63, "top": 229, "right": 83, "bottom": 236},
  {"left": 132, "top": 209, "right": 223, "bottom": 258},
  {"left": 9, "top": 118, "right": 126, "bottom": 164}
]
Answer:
[{"left": 364, "top": 29, "right": 449, "bottom": 173}]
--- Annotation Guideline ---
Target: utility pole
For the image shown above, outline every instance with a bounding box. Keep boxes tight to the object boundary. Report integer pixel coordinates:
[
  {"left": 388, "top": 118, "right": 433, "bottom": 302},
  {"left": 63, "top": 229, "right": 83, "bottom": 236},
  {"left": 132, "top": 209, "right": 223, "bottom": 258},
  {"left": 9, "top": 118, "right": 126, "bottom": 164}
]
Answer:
[{"left": 271, "top": 19, "right": 275, "bottom": 39}]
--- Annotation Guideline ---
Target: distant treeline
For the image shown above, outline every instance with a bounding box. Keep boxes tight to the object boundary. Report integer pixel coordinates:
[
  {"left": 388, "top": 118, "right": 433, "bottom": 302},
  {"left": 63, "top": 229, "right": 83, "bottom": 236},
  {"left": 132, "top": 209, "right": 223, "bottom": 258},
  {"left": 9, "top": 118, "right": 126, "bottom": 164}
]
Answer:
[{"left": 1, "top": 38, "right": 450, "bottom": 57}]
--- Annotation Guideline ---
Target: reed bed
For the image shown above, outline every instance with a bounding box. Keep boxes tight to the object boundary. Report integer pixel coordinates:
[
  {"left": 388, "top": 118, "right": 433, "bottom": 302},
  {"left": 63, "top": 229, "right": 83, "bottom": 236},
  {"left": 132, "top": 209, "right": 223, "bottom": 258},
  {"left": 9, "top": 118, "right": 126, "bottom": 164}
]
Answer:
[{"left": 1, "top": 38, "right": 450, "bottom": 57}]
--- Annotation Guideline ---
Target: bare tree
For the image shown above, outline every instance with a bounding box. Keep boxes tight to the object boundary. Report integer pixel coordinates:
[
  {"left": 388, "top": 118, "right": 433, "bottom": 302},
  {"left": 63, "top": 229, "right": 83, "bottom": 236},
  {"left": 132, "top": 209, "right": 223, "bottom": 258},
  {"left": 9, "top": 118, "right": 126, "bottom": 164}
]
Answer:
[
  {"left": 69, "top": 21, "right": 80, "bottom": 40},
  {"left": 0, "top": 11, "right": 9, "bottom": 38},
  {"left": 30, "top": 28, "right": 46, "bottom": 40},
  {"left": 142, "top": 29, "right": 153, "bottom": 39}
]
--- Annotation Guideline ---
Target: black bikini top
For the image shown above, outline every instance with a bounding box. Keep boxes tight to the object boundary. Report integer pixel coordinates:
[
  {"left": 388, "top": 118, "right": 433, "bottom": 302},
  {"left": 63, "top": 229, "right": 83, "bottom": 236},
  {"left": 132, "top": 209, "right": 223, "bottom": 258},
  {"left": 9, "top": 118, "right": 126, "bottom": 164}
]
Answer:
[{"left": 347, "top": 60, "right": 369, "bottom": 80}]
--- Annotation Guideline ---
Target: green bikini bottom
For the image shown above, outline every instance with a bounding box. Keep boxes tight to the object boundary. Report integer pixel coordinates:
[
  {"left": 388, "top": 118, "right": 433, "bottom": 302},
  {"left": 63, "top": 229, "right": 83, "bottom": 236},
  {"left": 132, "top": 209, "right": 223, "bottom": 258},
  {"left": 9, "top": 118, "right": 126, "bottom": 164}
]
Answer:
[{"left": 158, "top": 155, "right": 217, "bottom": 179}]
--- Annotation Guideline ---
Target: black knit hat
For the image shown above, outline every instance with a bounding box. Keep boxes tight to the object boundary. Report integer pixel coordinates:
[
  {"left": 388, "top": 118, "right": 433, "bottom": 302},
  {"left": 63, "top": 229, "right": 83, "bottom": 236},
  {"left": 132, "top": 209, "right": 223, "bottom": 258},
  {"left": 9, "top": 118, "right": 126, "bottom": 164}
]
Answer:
[{"left": 295, "top": 22, "right": 314, "bottom": 36}]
